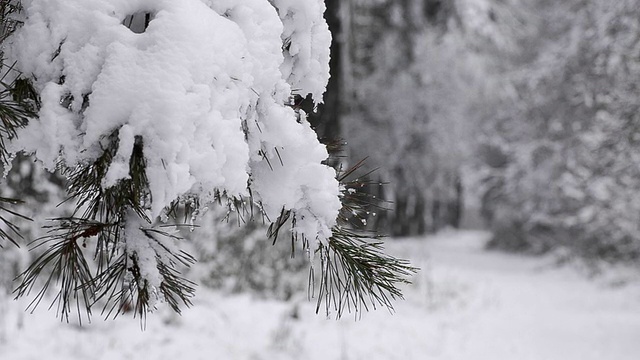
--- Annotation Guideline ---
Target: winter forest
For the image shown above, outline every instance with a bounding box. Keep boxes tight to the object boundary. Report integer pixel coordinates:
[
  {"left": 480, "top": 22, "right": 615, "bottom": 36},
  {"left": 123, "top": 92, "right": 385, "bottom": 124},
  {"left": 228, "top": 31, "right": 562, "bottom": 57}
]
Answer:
[{"left": 1, "top": 0, "right": 640, "bottom": 359}]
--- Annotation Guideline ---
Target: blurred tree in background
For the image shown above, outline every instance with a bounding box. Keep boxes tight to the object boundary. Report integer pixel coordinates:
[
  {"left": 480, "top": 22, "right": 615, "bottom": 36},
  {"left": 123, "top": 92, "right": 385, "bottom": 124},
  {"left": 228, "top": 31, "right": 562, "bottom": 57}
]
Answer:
[
  {"left": 314, "top": 0, "right": 521, "bottom": 236},
  {"left": 480, "top": 0, "right": 640, "bottom": 261},
  {"left": 315, "top": 0, "right": 640, "bottom": 263}
]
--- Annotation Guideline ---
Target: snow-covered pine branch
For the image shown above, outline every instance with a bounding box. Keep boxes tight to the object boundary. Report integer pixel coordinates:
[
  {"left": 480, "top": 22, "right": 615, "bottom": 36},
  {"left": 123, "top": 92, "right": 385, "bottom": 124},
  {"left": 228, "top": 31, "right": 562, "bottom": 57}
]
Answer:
[
  {"left": 7, "top": 0, "right": 338, "bottom": 235},
  {"left": 1, "top": 0, "right": 414, "bottom": 321}
]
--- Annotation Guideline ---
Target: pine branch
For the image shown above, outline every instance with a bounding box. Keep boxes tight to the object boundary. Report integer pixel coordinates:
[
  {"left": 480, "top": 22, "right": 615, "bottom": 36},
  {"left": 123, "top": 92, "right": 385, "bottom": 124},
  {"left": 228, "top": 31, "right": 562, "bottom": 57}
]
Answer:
[
  {"left": 93, "top": 226, "right": 196, "bottom": 321},
  {"left": 0, "top": 71, "right": 37, "bottom": 247},
  {"left": 314, "top": 160, "right": 416, "bottom": 317},
  {"left": 0, "top": 88, "right": 31, "bottom": 164},
  {"left": 2, "top": 0, "right": 413, "bottom": 324},
  {"left": 267, "top": 208, "right": 291, "bottom": 245},
  {"left": 336, "top": 158, "right": 391, "bottom": 228},
  {"left": 0, "top": 1, "right": 36, "bottom": 166},
  {"left": 0, "top": 67, "right": 38, "bottom": 249},
  {"left": 0, "top": 196, "right": 30, "bottom": 247},
  {"left": 316, "top": 227, "right": 415, "bottom": 317},
  {"left": 90, "top": 252, "right": 128, "bottom": 319},
  {"left": 267, "top": 159, "right": 417, "bottom": 317},
  {"left": 0, "top": 1, "right": 22, "bottom": 44},
  {"left": 13, "top": 221, "right": 96, "bottom": 324},
  {"left": 140, "top": 226, "right": 197, "bottom": 314},
  {"left": 155, "top": 255, "right": 197, "bottom": 313},
  {"left": 63, "top": 131, "right": 150, "bottom": 223},
  {"left": 14, "top": 129, "right": 196, "bottom": 322}
]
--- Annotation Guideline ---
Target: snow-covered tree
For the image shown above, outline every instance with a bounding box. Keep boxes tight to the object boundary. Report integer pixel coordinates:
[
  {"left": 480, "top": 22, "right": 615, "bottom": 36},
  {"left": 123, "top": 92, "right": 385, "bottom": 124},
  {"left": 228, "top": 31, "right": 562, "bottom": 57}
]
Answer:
[
  {"left": 336, "top": 0, "right": 521, "bottom": 235},
  {"left": 478, "top": 0, "right": 640, "bottom": 260},
  {"left": 0, "top": 0, "right": 414, "bottom": 322}
]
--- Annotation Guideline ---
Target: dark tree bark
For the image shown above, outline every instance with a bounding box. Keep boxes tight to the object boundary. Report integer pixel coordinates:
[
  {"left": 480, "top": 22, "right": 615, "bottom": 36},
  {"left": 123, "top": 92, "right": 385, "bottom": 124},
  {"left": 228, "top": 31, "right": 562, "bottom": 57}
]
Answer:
[{"left": 304, "top": 0, "right": 342, "bottom": 143}]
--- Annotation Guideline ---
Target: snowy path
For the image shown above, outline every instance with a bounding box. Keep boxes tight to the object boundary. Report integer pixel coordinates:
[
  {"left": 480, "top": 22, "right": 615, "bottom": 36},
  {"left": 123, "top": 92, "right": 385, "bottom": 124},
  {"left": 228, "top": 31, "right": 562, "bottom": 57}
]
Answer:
[{"left": 2, "top": 230, "right": 640, "bottom": 359}]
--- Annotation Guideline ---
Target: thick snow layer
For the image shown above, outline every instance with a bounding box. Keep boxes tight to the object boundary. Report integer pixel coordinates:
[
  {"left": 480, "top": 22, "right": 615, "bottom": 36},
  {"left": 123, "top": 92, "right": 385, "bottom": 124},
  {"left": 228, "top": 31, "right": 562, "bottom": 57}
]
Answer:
[
  {"left": 2, "top": 231, "right": 639, "bottom": 359},
  {"left": 271, "top": 0, "right": 332, "bottom": 103},
  {"left": 7, "top": 0, "right": 338, "bottom": 242}
]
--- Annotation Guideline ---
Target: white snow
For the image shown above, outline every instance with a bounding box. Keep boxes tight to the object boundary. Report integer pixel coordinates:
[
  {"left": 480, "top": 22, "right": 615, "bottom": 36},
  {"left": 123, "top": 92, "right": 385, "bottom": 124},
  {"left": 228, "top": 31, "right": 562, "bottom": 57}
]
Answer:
[
  {"left": 2, "top": 230, "right": 639, "bottom": 359},
  {"left": 7, "top": 0, "right": 339, "bottom": 250},
  {"left": 270, "top": 0, "right": 332, "bottom": 103},
  {"left": 122, "top": 210, "right": 163, "bottom": 306}
]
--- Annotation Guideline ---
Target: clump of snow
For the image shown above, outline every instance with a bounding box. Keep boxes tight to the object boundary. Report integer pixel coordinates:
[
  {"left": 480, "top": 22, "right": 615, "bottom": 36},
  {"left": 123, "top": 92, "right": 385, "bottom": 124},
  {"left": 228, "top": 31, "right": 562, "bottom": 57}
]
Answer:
[
  {"left": 123, "top": 211, "right": 162, "bottom": 307},
  {"left": 270, "top": 0, "right": 332, "bottom": 103},
  {"left": 7, "top": 0, "right": 338, "bottom": 244}
]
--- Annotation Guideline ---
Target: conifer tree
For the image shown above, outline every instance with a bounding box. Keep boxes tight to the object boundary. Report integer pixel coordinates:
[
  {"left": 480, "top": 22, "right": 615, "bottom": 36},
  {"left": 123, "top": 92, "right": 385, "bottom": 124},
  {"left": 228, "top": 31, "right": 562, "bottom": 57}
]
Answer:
[{"left": 0, "top": 0, "right": 414, "bottom": 322}]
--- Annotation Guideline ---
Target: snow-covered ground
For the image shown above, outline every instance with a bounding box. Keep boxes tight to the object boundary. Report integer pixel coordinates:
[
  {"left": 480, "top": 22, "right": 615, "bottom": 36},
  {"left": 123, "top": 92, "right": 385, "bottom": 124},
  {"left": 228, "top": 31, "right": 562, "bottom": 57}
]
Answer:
[{"left": 2, "top": 230, "right": 640, "bottom": 360}]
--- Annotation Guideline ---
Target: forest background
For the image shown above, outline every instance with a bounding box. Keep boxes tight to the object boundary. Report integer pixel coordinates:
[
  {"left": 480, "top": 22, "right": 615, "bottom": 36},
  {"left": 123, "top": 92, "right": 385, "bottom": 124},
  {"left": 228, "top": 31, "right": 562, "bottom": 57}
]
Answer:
[{"left": 310, "top": 0, "right": 640, "bottom": 262}]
